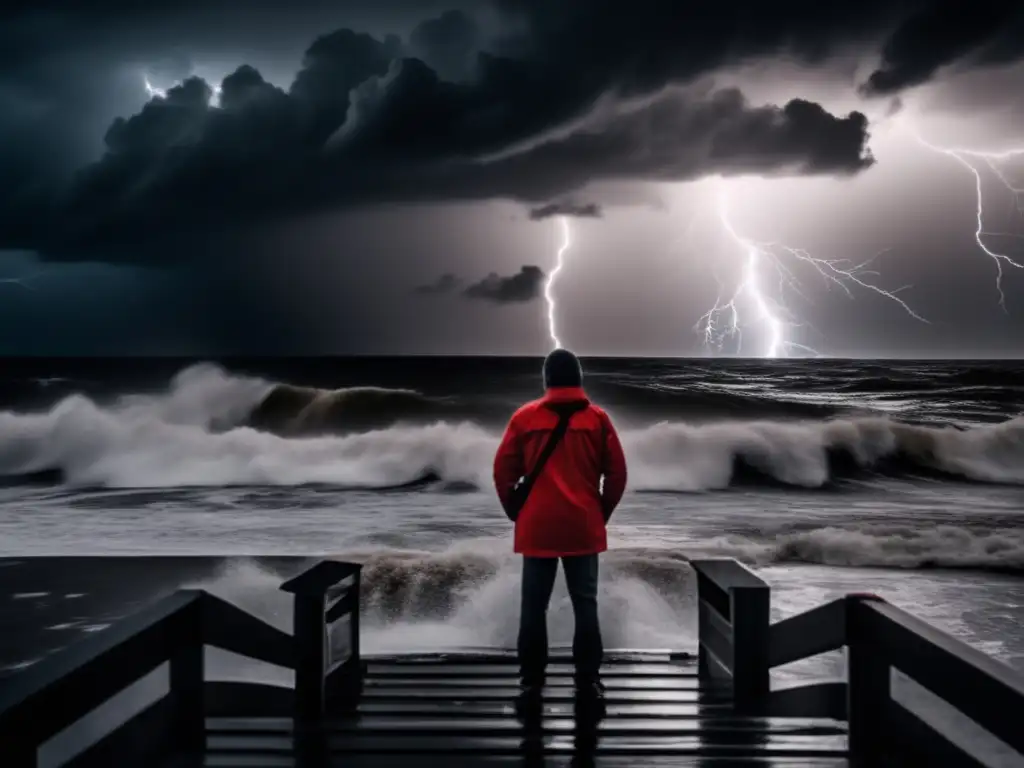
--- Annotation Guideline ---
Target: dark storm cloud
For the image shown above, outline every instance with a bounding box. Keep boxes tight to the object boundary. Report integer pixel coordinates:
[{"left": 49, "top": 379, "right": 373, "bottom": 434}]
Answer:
[
  {"left": 414, "top": 272, "right": 462, "bottom": 295},
  {"left": 528, "top": 202, "right": 602, "bottom": 221},
  {"left": 0, "top": 69, "right": 871, "bottom": 261},
  {"left": 4, "top": 0, "right": 1024, "bottom": 263},
  {"left": 408, "top": 9, "right": 480, "bottom": 82},
  {"left": 860, "top": 1, "right": 1024, "bottom": 96},
  {"left": 463, "top": 265, "right": 545, "bottom": 304}
]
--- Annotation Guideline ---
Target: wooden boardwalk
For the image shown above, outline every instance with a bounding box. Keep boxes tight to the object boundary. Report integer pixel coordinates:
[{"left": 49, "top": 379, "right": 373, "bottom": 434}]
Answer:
[
  {"left": 2, "top": 558, "right": 1022, "bottom": 767},
  {"left": 200, "top": 652, "right": 848, "bottom": 766}
]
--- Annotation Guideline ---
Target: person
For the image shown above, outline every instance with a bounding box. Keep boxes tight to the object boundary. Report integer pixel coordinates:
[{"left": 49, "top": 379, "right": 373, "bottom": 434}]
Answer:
[{"left": 493, "top": 348, "right": 628, "bottom": 703}]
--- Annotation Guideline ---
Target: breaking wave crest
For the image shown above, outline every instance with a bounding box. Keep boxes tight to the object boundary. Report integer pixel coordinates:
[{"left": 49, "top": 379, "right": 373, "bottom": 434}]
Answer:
[
  {"left": 192, "top": 533, "right": 1022, "bottom": 660},
  {"left": 188, "top": 547, "right": 698, "bottom": 653},
  {"left": 0, "top": 362, "right": 1023, "bottom": 490}
]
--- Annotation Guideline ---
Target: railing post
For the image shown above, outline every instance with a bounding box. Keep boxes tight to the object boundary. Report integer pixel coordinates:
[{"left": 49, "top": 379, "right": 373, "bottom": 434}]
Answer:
[
  {"left": 281, "top": 561, "right": 363, "bottom": 722},
  {"left": 692, "top": 560, "right": 770, "bottom": 714},
  {"left": 349, "top": 569, "right": 361, "bottom": 666},
  {"left": 730, "top": 579, "right": 770, "bottom": 714},
  {"left": 9, "top": 743, "right": 36, "bottom": 768},
  {"left": 846, "top": 594, "right": 889, "bottom": 765},
  {"left": 169, "top": 596, "right": 205, "bottom": 755}
]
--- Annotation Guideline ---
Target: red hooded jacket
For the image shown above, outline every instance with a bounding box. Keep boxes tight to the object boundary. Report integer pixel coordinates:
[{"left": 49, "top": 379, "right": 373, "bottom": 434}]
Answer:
[{"left": 493, "top": 386, "right": 628, "bottom": 557}]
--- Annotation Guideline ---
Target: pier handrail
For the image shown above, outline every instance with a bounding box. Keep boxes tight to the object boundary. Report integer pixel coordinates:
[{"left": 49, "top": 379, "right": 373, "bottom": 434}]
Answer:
[
  {"left": 848, "top": 595, "right": 1024, "bottom": 764},
  {"left": 694, "top": 558, "right": 1024, "bottom": 765},
  {"left": 0, "top": 590, "right": 206, "bottom": 766},
  {"left": 0, "top": 581, "right": 296, "bottom": 766},
  {"left": 281, "top": 559, "right": 363, "bottom": 720}
]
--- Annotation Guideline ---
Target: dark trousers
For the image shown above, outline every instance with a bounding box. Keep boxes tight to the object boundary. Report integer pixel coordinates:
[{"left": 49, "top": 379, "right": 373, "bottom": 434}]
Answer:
[{"left": 517, "top": 554, "right": 603, "bottom": 685}]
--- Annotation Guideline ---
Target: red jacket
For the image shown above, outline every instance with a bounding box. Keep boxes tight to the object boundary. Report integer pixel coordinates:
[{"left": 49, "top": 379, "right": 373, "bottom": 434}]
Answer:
[{"left": 493, "top": 386, "right": 628, "bottom": 557}]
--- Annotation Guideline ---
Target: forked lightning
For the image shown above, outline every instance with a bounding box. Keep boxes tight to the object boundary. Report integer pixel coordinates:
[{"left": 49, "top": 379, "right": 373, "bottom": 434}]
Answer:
[
  {"left": 696, "top": 183, "right": 928, "bottom": 358},
  {"left": 910, "top": 130, "right": 1024, "bottom": 311}
]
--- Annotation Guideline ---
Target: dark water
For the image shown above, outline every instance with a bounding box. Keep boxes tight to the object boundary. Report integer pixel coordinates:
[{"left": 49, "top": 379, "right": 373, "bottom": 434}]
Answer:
[{"left": 0, "top": 357, "right": 1021, "bottom": 676}]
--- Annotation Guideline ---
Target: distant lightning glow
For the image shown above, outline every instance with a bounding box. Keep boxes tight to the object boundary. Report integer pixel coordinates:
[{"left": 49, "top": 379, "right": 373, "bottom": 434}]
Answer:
[
  {"left": 143, "top": 74, "right": 223, "bottom": 106},
  {"left": 0, "top": 271, "right": 46, "bottom": 292},
  {"left": 143, "top": 76, "right": 166, "bottom": 99},
  {"left": 696, "top": 183, "right": 928, "bottom": 358},
  {"left": 545, "top": 216, "right": 572, "bottom": 349},
  {"left": 910, "top": 130, "right": 1024, "bottom": 311}
]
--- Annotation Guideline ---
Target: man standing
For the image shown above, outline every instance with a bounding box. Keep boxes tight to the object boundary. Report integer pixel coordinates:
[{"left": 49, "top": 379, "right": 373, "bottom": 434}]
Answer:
[{"left": 493, "top": 349, "right": 628, "bottom": 702}]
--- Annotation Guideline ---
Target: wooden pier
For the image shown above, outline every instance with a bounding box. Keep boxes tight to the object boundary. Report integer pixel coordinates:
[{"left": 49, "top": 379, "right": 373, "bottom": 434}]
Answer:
[{"left": 1, "top": 558, "right": 1022, "bottom": 766}]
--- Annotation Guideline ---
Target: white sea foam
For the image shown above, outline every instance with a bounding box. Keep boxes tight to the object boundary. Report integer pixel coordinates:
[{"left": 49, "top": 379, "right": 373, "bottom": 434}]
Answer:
[{"left": 1, "top": 363, "right": 1023, "bottom": 491}]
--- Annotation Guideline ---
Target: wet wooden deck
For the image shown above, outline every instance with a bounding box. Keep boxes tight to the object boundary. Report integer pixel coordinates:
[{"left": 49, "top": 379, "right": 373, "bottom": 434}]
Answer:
[
  {"left": 6, "top": 558, "right": 1021, "bottom": 767},
  {"left": 196, "top": 652, "right": 849, "bottom": 766}
]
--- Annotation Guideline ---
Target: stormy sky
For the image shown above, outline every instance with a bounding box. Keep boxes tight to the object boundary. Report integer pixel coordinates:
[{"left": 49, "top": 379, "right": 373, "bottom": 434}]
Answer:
[{"left": 1, "top": 1, "right": 1023, "bottom": 356}]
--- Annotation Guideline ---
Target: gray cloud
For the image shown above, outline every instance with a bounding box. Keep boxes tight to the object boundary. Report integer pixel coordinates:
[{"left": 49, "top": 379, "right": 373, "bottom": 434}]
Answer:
[
  {"left": 528, "top": 202, "right": 602, "bottom": 220},
  {"left": 463, "top": 265, "right": 545, "bottom": 304},
  {"left": 414, "top": 272, "right": 461, "bottom": 295}
]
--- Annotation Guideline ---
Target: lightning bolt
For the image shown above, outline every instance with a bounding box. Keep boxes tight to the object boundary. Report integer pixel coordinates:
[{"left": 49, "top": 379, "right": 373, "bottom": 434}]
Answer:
[
  {"left": 696, "top": 182, "right": 928, "bottom": 358},
  {"left": 545, "top": 216, "right": 572, "bottom": 349},
  {"left": 909, "top": 130, "right": 1024, "bottom": 311}
]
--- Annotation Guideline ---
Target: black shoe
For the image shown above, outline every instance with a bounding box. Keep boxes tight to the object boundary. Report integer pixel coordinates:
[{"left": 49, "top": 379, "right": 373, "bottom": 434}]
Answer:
[
  {"left": 519, "top": 680, "right": 544, "bottom": 696},
  {"left": 575, "top": 679, "right": 606, "bottom": 719},
  {"left": 515, "top": 682, "right": 544, "bottom": 720}
]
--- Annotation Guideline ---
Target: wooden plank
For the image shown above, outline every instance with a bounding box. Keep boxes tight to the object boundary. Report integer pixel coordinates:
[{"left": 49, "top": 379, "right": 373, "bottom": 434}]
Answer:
[
  {"left": 365, "top": 663, "right": 697, "bottom": 678},
  {"left": 207, "top": 716, "right": 847, "bottom": 733},
  {"left": 695, "top": 572, "right": 731, "bottom": 621},
  {"left": 690, "top": 561, "right": 769, "bottom": 591},
  {"left": 767, "top": 599, "right": 846, "bottom": 670},
  {"left": 364, "top": 676, "right": 708, "bottom": 690},
  {"left": 883, "top": 699, "right": 988, "bottom": 768},
  {"left": 207, "top": 732, "right": 848, "bottom": 755},
  {"left": 363, "top": 651, "right": 680, "bottom": 664},
  {"left": 204, "top": 682, "right": 292, "bottom": 718},
  {"left": 206, "top": 720, "right": 845, "bottom": 737},
  {"left": 768, "top": 683, "right": 846, "bottom": 721},
  {"left": 66, "top": 695, "right": 178, "bottom": 767},
  {"left": 201, "top": 756, "right": 851, "bottom": 767},
  {"left": 698, "top": 600, "right": 733, "bottom": 678},
  {"left": 352, "top": 701, "right": 736, "bottom": 717},
  {"left": 356, "top": 687, "right": 726, "bottom": 702},
  {"left": 324, "top": 590, "right": 356, "bottom": 624},
  {"left": 201, "top": 595, "right": 293, "bottom": 670},
  {"left": 700, "top": 598, "right": 734, "bottom": 640},
  {"left": 279, "top": 561, "right": 360, "bottom": 594}
]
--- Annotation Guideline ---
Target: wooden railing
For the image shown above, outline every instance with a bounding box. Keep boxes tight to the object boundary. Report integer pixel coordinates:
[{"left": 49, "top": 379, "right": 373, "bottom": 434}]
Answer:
[
  {"left": 693, "top": 558, "right": 1024, "bottom": 765},
  {"left": 0, "top": 590, "right": 206, "bottom": 768},
  {"left": 4, "top": 556, "right": 1022, "bottom": 766},
  {"left": 0, "top": 560, "right": 355, "bottom": 767},
  {"left": 280, "top": 560, "right": 363, "bottom": 720}
]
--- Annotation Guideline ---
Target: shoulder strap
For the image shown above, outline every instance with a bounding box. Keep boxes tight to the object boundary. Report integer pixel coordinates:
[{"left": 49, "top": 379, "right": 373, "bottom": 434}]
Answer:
[{"left": 516, "top": 402, "right": 587, "bottom": 503}]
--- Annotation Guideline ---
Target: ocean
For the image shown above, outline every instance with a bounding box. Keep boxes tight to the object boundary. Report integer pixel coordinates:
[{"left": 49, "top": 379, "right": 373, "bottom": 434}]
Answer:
[{"left": 0, "top": 356, "right": 1022, "bottom": 682}]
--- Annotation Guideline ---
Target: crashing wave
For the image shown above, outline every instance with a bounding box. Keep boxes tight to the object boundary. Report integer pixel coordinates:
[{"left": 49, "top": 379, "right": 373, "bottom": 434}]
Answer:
[
  {"left": 0, "top": 362, "right": 1023, "bottom": 490},
  {"left": 246, "top": 384, "right": 459, "bottom": 435},
  {"left": 191, "top": 537, "right": 1022, "bottom": 659}
]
